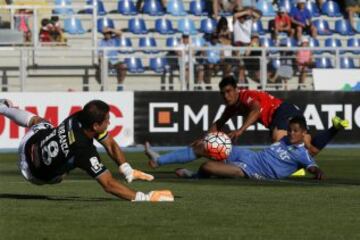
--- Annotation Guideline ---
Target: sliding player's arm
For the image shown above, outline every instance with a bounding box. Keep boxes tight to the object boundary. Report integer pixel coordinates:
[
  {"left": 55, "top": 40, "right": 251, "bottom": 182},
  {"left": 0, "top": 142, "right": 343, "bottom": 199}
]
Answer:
[
  {"left": 228, "top": 101, "right": 261, "bottom": 140},
  {"left": 99, "top": 132, "right": 154, "bottom": 183},
  {"left": 307, "top": 166, "right": 325, "bottom": 180}
]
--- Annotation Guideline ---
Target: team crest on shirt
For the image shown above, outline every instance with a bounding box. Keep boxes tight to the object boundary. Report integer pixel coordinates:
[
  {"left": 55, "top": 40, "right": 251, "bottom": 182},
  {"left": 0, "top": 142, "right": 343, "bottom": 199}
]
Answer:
[{"left": 90, "top": 157, "right": 104, "bottom": 173}]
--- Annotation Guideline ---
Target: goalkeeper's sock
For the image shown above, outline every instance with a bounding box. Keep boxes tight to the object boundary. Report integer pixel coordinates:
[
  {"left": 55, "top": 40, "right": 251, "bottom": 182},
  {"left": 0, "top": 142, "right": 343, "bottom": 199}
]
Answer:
[
  {"left": 0, "top": 101, "right": 35, "bottom": 127},
  {"left": 311, "top": 127, "right": 338, "bottom": 150},
  {"left": 158, "top": 147, "right": 197, "bottom": 166}
]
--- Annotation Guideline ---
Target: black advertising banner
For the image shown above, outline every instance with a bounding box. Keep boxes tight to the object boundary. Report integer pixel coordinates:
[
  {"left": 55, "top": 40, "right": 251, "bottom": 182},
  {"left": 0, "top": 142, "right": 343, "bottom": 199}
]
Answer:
[{"left": 134, "top": 91, "right": 360, "bottom": 146}]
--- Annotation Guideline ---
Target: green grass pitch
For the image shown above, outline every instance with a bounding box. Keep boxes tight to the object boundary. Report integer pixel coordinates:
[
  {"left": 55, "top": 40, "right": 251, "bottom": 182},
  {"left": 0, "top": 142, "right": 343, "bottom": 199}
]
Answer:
[{"left": 1, "top": 149, "right": 360, "bottom": 240}]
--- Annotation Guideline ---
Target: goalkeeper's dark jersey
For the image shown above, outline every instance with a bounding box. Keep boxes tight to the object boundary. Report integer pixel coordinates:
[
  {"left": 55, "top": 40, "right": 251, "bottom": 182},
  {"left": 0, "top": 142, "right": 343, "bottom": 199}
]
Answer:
[{"left": 25, "top": 112, "right": 108, "bottom": 182}]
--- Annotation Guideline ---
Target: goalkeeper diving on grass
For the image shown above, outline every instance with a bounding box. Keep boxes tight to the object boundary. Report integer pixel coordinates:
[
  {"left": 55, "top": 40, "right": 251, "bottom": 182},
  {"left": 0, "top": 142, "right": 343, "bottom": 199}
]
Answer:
[
  {"left": 145, "top": 116, "right": 346, "bottom": 180},
  {"left": 0, "top": 99, "right": 173, "bottom": 202}
]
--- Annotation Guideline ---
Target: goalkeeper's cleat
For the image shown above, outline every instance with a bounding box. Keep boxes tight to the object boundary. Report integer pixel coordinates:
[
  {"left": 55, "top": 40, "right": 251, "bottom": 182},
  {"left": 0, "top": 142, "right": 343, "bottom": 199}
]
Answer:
[
  {"left": 145, "top": 142, "right": 160, "bottom": 169},
  {"left": 291, "top": 168, "right": 306, "bottom": 177},
  {"left": 133, "top": 190, "right": 174, "bottom": 202},
  {"left": 332, "top": 116, "right": 349, "bottom": 130},
  {"left": 175, "top": 168, "right": 196, "bottom": 178},
  {"left": 0, "top": 99, "right": 14, "bottom": 108}
]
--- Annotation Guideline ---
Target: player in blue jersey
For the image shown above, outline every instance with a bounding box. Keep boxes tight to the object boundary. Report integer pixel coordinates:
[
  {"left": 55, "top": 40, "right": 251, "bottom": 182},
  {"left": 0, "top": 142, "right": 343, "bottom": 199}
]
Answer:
[{"left": 145, "top": 116, "right": 324, "bottom": 180}]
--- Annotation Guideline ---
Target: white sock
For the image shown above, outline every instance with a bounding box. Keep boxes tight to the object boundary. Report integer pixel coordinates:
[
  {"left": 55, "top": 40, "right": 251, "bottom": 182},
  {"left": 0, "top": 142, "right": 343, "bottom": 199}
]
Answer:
[{"left": 0, "top": 105, "right": 36, "bottom": 127}]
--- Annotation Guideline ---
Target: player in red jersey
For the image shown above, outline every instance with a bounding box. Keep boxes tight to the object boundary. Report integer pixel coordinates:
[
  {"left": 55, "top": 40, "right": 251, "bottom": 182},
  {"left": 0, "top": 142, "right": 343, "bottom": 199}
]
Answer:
[{"left": 209, "top": 76, "right": 349, "bottom": 156}]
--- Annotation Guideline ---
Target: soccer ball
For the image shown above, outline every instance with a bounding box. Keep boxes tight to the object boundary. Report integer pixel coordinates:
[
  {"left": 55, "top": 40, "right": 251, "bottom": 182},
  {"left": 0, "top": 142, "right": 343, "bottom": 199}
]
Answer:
[{"left": 203, "top": 132, "right": 232, "bottom": 161}]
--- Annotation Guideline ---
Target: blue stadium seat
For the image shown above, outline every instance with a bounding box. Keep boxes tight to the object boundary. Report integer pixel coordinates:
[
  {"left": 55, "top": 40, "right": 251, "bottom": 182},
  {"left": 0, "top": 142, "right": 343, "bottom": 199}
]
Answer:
[
  {"left": 347, "top": 38, "right": 360, "bottom": 54},
  {"left": 97, "top": 17, "right": 115, "bottom": 33},
  {"left": 340, "top": 57, "right": 356, "bottom": 69},
  {"left": 260, "top": 37, "right": 276, "bottom": 54},
  {"left": 143, "top": 0, "right": 165, "bottom": 16},
  {"left": 313, "top": 19, "right": 332, "bottom": 36},
  {"left": 306, "top": 1, "right": 321, "bottom": 17},
  {"left": 189, "top": 0, "right": 208, "bottom": 16},
  {"left": 150, "top": 57, "right": 169, "bottom": 73},
  {"left": 117, "top": 37, "right": 133, "bottom": 53},
  {"left": 321, "top": 1, "right": 341, "bottom": 17},
  {"left": 334, "top": 19, "right": 355, "bottom": 36},
  {"left": 125, "top": 58, "right": 145, "bottom": 73},
  {"left": 167, "top": 0, "right": 187, "bottom": 16},
  {"left": 199, "top": 18, "right": 217, "bottom": 34},
  {"left": 139, "top": 37, "right": 158, "bottom": 53},
  {"left": 271, "top": 57, "right": 281, "bottom": 69},
  {"left": 315, "top": 57, "right": 333, "bottom": 68},
  {"left": 256, "top": 0, "right": 275, "bottom": 17},
  {"left": 64, "top": 17, "right": 86, "bottom": 34},
  {"left": 280, "top": 37, "right": 297, "bottom": 47},
  {"left": 178, "top": 18, "right": 197, "bottom": 35},
  {"left": 166, "top": 37, "right": 181, "bottom": 47},
  {"left": 191, "top": 35, "right": 206, "bottom": 47},
  {"left": 128, "top": 18, "right": 147, "bottom": 34},
  {"left": 252, "top": 20, "right": 266, "bottom": 35},
  {"left": 155, "top": 18, "right": 175, "bottom": 34},
  {"left": 324, "top": 38, "right": 342, "bottom": 48},
  {"left": 279, "top": 0, "right": 293, "bottom": 14},
  {"left": 85, "top": 0, "right": 107, "bottom": 16},
  {"left": 54, "top": 0, "right": 73, "bottom": 15},
  {"left": 117, "top": 0, "right": 137, "bottom": 15},
  {"left": 308, "top": 37, "right": 321, "bottom": 54}
]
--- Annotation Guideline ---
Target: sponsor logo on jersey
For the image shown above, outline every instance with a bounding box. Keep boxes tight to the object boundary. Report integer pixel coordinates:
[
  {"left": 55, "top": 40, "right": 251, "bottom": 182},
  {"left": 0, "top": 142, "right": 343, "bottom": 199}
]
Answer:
[
  {"left": 90, "top": 157, "right": 104, "bottom": 173},
  {"left": 58, "top": 123, "right": 69, "bottom": 157}
]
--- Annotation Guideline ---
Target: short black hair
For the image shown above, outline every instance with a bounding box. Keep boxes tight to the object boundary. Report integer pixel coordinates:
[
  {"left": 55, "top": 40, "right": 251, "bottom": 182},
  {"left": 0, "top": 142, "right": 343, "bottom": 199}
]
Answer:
[
  {"left": 78, "top": 100, "right": 110, "bottom": 130},
  {"left": 289, "top": 115, "right": 307, "bottom": 130},
  {"left": 219, "top": 76, "right": 237, "bottom": 90}
]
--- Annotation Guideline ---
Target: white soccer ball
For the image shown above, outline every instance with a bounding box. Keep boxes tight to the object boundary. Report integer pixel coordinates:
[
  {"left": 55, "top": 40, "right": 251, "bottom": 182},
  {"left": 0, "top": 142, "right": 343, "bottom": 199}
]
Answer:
[{"left": 203, "top": 132, "right": 232, "bottom": 161}]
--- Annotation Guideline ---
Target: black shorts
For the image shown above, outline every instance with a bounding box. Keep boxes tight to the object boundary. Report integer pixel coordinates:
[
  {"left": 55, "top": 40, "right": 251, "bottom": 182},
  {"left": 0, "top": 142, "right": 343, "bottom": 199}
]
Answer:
[{"left": 269, "top": 102, "right": 303, "bottom": 131}]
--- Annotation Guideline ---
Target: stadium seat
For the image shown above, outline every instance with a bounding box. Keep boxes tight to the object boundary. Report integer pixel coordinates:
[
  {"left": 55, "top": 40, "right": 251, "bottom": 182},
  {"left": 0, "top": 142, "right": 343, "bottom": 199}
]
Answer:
[
  {"left": 189, "top": 0, "right": 208, "bottom": 16},
  {"left": 139, "top": 37, "right": 158, "bottom": 54},
  {"left": 280, "top": 37, "right": 297, "bottom": 47},
  {"left": 143, "top": 0, "right": 165, "bottom": 16},
  {"left": 54, "top": 0, "right": 73, "bottom": 15},
  {"left": 340, "top": 57, "right": 356, "bottom": 69},
  {"left": 117, "top": 37, "right": 133, "bottom": 53},
  {"left": 128, "top": 18, "right": 147, "bottom": 34},
  {"left": 155, "top": 18, "right": 175, "bottom": 35},
  {"left": 279, "top": 0, "right": 293, "bottom": 14},
  {"left": 306, "top": 1, "right": 321, "bottom": 17},
  {"left": 85, "top": 0, "right": 107, "bottom": 16},
  {"left": 260, "top": 37, "right": 276, "bottom": 53},
  {"left": 308, "top": 37, "right": 321, "bottom": 54},
  {"left": 64, "top": 17, "right": 86, "bottom": 34},
  {"left": 150, "top": 57, "right": 169, "bottom": 73},
  {"left": 177, "top": 18, "right": 197, "bottom": 35},
  {"left": 321, "top": 1, "right": 341, "bottom": 17},
  {"left": 97, "top": 17, "right": 115, "bottom": 33},
  {"left": 271, "top": 58, "right": 281, "bottom": 69},
  {"left": 324, "top": 38, "right": 342, "bottom": 49},
  {"left": 191, "top": 35, "right": 206, "bottom": 47},
  {"left": 252, "top": 20, "right": 266, "bottom": 35},
  {"left": 313, "top": 19, "right": 332, "bottom": 36},
  {"left": 334, "top": 19, "right": 355, "bottom": 36},
  {"left": 125, "top": 58, "right": 145, "bottom": 73},
  {"left": 315, "top": 57, "right": 333, "bottom": 68},
  {"left": 167, "top": 0, "right": 187, "bottom": 16},
  {"left": 199, "top": 18, "right": 217, "bottom": 34},
  {"left": 117, "top": 0, "right": 137, "bottom": 15},
  {"left": 166, "top": 37, "right": 181, "bottom": 47},
  {"left": 347, "top": 38, "right": 360, "bottom": 54},
  {"left": 256, "top": 0, "right": 275, "bottom": 17}
]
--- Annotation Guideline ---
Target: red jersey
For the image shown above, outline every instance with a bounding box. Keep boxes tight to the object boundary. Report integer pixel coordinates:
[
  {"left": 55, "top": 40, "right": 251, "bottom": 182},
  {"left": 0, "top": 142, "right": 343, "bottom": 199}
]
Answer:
[{"left": 219, "top": 90, "right": 283, "bottom": 128}]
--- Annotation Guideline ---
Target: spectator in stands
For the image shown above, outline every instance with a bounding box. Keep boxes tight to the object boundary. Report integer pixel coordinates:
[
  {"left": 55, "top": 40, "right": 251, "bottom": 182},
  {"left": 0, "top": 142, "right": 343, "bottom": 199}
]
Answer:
[
  {"left": 238, "top": 33, "right": 261, "bottom": 84},
  {"left": 290, "top": 0, "right": 317, "bottom": 42},
  {"left": 216, "top": 17, "right": 232, "bottom": 78},
  {"left": 39, "top": 18, "right": 52, "bottom": 43},
  {"left": 270, "top": 7, "right": 294, "bottom": 41},
  {"left": 14, "top": 8, "right": 32, "bottom": 43},
  {"left": 345, "top": 0, "right": 360, "bottom": 32},
  {"left": 50, "top": 16, "right": 66, "bottom": 44},
  {"left": 233, "top": 6, "right": 262, "bottom": 47},
  {"left": 296, "top": 36, "right": 314, "bottom": 89},
  {"left": 213, "top": 0, "right": 243, "bottom": 18},
  {"left": 97, "top": 27, "right": 126, "bottom": 91},
  {"left": 136, "top": 0, "right": 167, "bottom": 12}
]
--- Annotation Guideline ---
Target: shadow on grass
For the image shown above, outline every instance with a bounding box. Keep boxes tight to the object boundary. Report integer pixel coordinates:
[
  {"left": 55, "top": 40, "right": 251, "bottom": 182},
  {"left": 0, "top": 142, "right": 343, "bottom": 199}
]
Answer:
[{"left": 0, "top": 193, "right": 118, "bottom": 202}]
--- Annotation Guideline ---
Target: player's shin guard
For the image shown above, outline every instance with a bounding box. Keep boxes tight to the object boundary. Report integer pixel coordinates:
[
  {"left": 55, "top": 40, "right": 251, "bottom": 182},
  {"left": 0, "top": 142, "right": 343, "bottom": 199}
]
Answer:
[
  {"left": 0, "top": 103, "right": 35, "bottom": 128},
  {"left": 157, "top": 147, "right": 197, "bottom": 166}
]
